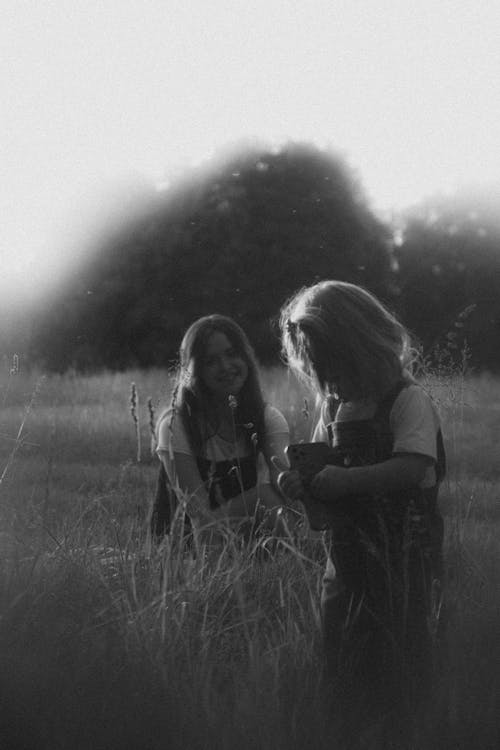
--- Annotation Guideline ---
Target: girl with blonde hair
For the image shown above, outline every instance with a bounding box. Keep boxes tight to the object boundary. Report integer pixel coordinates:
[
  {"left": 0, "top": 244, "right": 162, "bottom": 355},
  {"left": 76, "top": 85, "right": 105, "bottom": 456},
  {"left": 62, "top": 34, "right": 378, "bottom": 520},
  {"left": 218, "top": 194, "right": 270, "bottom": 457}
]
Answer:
[{"left": 278, "top": 280, "right": 445, "bottom": 717}]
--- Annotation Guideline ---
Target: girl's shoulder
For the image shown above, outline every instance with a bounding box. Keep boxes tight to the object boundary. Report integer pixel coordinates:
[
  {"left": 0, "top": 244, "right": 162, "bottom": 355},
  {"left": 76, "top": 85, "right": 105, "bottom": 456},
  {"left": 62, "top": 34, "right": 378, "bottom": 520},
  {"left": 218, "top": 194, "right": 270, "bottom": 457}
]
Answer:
[
  {"left": 390, "top": 382, "right": 441, "bottom": 429},
  {"left": 389, "top": 382, "right": 443, "bottom": 466},
  {"left": 156, "top": 405, "right": 191, "bottom": 453},
  {"left": 262, "top": 403, "right": 289, "bottom": 434},
  {"left": 393, "top": 380, "right": 438, "bottom": 408},
  {"left": 156, "top": 404, "right": 178, "bottom": 431}
]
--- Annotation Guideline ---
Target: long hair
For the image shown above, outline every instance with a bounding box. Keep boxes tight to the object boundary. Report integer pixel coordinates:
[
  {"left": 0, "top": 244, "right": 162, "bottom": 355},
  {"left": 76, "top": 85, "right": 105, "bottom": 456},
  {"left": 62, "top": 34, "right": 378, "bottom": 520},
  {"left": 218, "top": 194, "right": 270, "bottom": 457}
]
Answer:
[
  {"left": 280, "top": 280, "right": 412, "bottom": 401},
  {"left": 164, "top": 315, "right": 266, "bottom": 455}
]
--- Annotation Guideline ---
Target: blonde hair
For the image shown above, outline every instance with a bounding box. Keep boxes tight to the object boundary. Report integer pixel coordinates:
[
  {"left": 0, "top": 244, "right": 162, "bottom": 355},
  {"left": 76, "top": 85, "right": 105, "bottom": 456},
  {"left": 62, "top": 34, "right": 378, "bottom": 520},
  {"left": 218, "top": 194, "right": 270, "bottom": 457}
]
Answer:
[{"left": 280, "top": 280, "right": 412, "bottom": 400}]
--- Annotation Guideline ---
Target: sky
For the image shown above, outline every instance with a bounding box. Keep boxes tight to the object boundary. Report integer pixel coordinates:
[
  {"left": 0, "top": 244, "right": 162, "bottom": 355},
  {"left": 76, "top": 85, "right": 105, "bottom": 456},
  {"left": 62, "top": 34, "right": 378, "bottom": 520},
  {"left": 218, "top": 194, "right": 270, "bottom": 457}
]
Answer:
[{"left": 2, "top": 0, "right": 500, "bottom": 311}]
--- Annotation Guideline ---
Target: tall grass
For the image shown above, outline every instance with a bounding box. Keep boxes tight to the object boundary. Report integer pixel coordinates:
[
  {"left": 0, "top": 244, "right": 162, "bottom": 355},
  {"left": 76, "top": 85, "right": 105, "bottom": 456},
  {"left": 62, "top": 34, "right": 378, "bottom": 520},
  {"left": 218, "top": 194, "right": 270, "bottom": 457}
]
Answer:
[{"left": 0, "top": 365, "right": 499, "bottom": 748}]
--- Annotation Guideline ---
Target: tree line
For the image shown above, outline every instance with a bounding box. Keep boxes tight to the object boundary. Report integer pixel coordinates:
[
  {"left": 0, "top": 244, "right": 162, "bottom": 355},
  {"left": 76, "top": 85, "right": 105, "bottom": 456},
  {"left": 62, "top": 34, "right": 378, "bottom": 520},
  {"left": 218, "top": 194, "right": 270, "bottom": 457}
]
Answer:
[{"left": 20, "top": 142, "right": 500, "bottom": 373}]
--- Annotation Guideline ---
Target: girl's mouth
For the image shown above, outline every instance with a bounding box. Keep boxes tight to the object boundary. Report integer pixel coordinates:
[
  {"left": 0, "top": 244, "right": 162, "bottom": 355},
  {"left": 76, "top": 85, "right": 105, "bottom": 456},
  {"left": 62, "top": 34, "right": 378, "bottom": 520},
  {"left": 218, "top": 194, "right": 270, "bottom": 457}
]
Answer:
[{"left": 219, "top": 372, "right": 240, "bottom": 384}]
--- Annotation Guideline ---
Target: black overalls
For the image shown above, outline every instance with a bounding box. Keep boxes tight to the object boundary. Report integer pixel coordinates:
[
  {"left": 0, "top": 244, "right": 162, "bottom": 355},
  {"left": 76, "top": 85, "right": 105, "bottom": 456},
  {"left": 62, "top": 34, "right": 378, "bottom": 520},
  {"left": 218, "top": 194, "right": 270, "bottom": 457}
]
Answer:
[{"left": 317, "top": 380, "right": 446, "bottom": 706}]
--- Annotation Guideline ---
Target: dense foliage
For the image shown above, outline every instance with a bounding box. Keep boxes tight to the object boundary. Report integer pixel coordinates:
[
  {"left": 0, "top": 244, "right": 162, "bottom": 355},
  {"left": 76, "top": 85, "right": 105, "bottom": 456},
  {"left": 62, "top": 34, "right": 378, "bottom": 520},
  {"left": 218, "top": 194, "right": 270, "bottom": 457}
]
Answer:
[
  {"left": 17, "top": 143, "right": 500, "bottom": 372},
  {"left": 395, "top": 186, "right": 500, "bottom": 370},
  {"left": 28, "top": 142, "right": 393, "bottom": 370}
]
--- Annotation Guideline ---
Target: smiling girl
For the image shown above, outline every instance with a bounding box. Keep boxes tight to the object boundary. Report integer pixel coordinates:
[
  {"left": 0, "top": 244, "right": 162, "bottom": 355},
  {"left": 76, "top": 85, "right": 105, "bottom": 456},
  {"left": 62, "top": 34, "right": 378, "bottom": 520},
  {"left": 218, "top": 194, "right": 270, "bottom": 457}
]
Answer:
[{"left": 152, "top": 315, "right": 290, "bottom": 539}]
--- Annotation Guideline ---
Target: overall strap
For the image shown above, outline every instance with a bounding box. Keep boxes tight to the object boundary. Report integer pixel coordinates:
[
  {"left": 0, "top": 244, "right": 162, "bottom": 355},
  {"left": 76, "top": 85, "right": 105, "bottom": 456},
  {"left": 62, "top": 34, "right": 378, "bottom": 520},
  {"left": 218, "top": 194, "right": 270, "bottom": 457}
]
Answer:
[
  {"left": 326, "top": 379, "right": 410, "bottom": 425},
  {"left": 435, "top": 428, "right": 447, "bottom": 481},
  {"left": 372, "top": 378, "right": 410, "bottom": 462},
  {"left": 325, "top": 384, "right": 406, "bottom": 448},
  {"left": 374, "top": 378, "right": 410, "bottom": 423}
]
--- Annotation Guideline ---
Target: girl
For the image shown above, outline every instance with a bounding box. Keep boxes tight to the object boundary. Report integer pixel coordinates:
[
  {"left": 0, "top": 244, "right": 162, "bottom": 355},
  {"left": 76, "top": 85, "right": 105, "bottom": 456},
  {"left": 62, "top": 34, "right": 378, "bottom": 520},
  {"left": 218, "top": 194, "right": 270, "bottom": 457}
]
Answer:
[
  {"left": 277, "top": 280, "right": 445, "bottom": 714},
  {"left": 152, "top": 314, "right": 290, "bottom": 541}
]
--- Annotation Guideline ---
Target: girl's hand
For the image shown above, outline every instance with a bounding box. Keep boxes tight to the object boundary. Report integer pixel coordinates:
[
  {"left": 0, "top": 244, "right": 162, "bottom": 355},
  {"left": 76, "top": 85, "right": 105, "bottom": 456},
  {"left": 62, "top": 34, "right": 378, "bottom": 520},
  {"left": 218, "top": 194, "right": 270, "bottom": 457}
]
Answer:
[
  {"left": 277, "top": 468, "right": 305, "bottom": 503},
  {"left": 271, "top": 457, "right": 334, "bottom": 531},
  {"left": 271, "top": 455, "right": 305, "bottom": 504},
  {"left": 310, "top": 465, "right": 349, "bottom": 503}
]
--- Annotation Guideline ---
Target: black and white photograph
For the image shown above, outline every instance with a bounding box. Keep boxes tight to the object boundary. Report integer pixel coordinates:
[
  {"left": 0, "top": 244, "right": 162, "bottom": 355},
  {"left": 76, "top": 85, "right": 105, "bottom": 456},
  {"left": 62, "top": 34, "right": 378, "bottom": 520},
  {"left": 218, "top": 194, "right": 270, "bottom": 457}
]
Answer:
[{"left": 1, "top": 2, "right": 499, "bottom": 748}]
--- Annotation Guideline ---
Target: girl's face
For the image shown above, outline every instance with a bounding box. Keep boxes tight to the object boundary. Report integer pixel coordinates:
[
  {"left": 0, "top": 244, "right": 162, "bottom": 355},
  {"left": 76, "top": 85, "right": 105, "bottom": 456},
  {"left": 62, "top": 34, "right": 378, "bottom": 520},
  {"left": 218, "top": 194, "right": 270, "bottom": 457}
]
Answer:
[
  {"left": 302, "top": 337, "right": 355, "bottom": 401},
  {"left": 200, "top": 331, "right": 249, "bottom": 401},
  {"left": 309, "top": 351, "right": 357, "bottom": 401}
]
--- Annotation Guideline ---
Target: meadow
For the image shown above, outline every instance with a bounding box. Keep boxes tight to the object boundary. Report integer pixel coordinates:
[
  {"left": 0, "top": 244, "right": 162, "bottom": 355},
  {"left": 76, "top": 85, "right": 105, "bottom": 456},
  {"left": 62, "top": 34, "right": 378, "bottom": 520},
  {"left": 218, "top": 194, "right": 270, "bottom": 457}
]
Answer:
[{"left": 0, "top": 363, "right": 499, "bottom": 749}]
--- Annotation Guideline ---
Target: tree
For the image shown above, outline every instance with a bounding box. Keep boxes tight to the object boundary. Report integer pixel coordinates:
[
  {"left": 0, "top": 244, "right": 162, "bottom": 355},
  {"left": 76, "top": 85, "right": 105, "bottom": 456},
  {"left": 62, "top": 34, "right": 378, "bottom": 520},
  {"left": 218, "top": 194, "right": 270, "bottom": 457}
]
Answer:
[
  {"left": 30, "top": 142, "right": 395, "bottom": 371},
  {"left": 394, "top": 185, "right": 500, "bottom": 370}
]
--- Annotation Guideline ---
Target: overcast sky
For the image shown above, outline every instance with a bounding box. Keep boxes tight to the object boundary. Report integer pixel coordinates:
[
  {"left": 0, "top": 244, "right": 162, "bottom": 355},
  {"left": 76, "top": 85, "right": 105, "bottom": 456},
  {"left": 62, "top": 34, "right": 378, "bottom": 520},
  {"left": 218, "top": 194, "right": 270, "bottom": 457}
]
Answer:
[{"left": 3, "top": 0, "right": 500, "bottom": 309}]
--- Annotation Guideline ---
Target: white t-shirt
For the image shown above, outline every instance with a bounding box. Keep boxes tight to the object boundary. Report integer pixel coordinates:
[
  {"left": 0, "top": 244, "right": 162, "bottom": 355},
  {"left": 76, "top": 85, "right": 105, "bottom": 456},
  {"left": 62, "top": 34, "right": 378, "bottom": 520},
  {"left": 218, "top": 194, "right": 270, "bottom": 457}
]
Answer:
[
  {"left": 157, "top": 403, "right": 288, "bottom": 483},
  {"left": 312, "top": 384, "right": 442, "bottom": 488}
]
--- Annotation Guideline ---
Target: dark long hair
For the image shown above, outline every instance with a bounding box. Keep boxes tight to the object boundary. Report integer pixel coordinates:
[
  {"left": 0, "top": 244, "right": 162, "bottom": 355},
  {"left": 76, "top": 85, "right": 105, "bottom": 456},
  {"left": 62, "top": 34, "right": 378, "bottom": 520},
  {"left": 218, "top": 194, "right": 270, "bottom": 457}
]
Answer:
[{"left": 164, "top": 315, "right": 266, "bottom": 455}]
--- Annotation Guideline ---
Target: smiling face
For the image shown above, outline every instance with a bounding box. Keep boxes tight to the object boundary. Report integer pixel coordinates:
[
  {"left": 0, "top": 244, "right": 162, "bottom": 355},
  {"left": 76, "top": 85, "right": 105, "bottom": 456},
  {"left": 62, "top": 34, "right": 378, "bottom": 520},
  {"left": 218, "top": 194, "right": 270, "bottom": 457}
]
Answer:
[{"left": 200, "top": 331, "right": 249, "bottom": 401}]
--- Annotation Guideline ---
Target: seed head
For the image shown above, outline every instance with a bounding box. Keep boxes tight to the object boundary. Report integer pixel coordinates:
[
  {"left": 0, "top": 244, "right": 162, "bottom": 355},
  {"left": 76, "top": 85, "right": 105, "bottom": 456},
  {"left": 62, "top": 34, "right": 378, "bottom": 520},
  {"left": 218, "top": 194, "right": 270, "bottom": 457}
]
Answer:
[
  {"left": 10, "top": 354, "right": 19, "bottom": 376},
  {"left": 130, "top": 382, "right": 138, "bottom": 423}
]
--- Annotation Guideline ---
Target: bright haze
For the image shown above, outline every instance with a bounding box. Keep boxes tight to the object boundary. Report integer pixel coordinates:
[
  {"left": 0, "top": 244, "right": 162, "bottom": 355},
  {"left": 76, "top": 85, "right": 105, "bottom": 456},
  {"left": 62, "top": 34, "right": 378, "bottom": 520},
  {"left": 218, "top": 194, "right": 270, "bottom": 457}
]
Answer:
[{"left": 3, "top": 0, "right": 500, "bottom": 312}]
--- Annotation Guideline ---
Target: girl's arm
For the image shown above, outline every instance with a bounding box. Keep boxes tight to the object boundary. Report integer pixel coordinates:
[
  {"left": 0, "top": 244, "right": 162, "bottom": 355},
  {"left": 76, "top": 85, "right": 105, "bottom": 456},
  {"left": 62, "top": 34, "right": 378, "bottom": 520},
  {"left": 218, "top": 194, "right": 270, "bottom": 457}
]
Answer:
[
  {"left": 259, "top": 406, "right": 290, "bottom": 493},
  {"left": 261, "top": 429, "right": 290, "bottom": 493},
  {"left": 311, "top": 385, "right": 442, "bottom": 504},
  {"left": 161, "top": 451, "right": 212, "bottom": 524},
  {"left": 161, "top": 452, "right": 283, "bottom": 528},
  {"left": 259, "top": 412, "right": 304, "bottom": 532},
  {"left": 310, "top": 454, "right": 432, "bottom": 503},
  {"left": 158, "top": 412, "right": 246, "bottom": 526}
]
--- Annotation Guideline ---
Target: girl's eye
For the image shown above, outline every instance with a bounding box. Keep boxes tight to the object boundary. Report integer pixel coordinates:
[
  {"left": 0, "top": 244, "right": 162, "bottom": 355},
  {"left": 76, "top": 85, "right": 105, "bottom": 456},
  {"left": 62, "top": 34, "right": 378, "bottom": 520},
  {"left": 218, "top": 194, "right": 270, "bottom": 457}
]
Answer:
[{"left": 203, "top": 347, "right": 241, "bottom": 367}]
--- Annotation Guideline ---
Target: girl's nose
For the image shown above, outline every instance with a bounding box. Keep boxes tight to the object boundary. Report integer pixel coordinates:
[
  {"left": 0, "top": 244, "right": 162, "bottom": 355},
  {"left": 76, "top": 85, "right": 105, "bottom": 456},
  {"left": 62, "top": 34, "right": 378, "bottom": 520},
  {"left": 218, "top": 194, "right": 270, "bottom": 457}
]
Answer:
[{"left": 219, "top": 355, "right": 233, "bottom": 371}]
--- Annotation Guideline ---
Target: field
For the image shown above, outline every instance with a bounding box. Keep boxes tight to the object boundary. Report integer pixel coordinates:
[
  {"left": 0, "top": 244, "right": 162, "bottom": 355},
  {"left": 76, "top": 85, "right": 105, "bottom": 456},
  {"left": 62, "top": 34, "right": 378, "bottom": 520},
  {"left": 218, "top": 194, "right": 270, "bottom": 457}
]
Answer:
[{"left": 1, "top": 365, "right": 499, "bottom": 749}]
